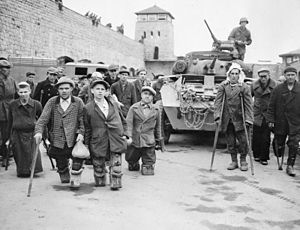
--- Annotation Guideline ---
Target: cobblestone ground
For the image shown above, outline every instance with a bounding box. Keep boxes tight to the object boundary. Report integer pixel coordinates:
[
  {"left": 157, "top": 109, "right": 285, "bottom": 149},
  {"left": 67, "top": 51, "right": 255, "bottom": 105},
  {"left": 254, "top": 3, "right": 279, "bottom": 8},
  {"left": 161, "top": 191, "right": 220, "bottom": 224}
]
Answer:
[{"left": 0, "top": 133, "right": 299, "bottom": 230}]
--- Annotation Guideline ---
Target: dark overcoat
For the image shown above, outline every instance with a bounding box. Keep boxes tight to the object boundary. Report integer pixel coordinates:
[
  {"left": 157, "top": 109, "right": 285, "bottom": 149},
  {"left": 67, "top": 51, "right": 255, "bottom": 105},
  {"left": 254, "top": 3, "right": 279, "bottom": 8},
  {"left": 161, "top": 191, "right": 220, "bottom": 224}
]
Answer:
[
  {"left": 251, "top": 78, "right": 277, "bottom": 126},
  {"left": 214, "top": 82, "right": 253, "bottom": 133},
  {"left": 111, "top": 81, "right": 137, "bottom": 117},
  {"left": 0, "top": 76, "right": 17, "bottom": 121},
  {"left": 126, "top": 102, "right": 162, "bottom": 148},
  {"left": 33, "top": 78, "right": 58, "bottom": 107},
  {"left": 133, "top": 79, "right": 143, "bottom": 102},
  {"left": 266, "top": 81, "right": 300, "bottom": 135},
  {"left": 83, "top": 98, "right": 128, "bottom": 157},
  {"left": 35, "top": 96, "right": 85, "bottom": 149}
]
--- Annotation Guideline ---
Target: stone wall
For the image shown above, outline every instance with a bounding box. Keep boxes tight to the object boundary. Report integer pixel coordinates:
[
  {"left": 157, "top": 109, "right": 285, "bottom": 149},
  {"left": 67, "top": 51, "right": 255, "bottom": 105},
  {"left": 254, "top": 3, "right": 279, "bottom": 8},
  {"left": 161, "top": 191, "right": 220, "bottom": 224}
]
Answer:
[{"left": 0, "top": 0, "right": 144, "bottom": 69}]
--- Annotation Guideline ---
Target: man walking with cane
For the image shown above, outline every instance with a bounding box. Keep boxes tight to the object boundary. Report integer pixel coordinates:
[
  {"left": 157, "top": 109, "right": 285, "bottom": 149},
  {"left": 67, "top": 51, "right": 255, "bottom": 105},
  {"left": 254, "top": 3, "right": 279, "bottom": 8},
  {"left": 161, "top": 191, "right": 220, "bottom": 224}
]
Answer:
[
  {"left": 214, "top": 63, "right": 253, "bottom": 171},
  {"left": 267, "top": 67, "right": 300, "bottom": 177}
]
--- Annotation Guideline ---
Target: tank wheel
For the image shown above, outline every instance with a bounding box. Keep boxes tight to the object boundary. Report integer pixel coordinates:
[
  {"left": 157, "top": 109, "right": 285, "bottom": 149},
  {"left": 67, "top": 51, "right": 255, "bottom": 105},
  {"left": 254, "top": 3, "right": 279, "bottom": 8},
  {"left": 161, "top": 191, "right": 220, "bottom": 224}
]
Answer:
[{"left": 162, "top": 109, "right": 172, "bottom": 144}]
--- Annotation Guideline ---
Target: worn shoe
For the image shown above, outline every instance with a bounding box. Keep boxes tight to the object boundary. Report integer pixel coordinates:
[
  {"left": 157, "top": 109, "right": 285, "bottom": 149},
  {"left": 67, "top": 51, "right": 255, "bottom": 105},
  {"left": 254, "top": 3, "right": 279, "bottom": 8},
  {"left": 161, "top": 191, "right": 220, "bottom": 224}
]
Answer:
[
  {"left": 58, "top": 168, "right": 70, "bottom": 183},
  {"left": 260, "top": 160, "right": 268, "bottom": 165},
  {"left": 94, "top": 176, "right": 106, "bottom": 187},
  {"left": 240, "top": 162, "right": 248, "bottom": 171},
  {"left": 128, "top": 163, "right": 140, "bottom": 171},
  {"left": 254, "top": 158, "right": 260, "bottom": 162},
  {"left": 286, "top": 165, "right": 296, "bottom": 177},
  {"left": 70, "top": 168, "right": 83, "bottom": 189},
  {"left": 141, "top": 165, "right": 155, "bottom": 175},
  {"left": 227, "top": 162, "right": 238, "bottom": 170}
]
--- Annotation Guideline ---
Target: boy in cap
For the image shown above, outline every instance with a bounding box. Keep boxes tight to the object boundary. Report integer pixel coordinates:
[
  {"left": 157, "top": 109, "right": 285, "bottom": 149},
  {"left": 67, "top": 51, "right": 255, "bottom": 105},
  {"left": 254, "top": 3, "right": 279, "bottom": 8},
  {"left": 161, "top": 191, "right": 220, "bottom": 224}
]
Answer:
[
  {"left": 7, "top": 82, "right": 43, "bottom": 177},
  {"left": 35, "top": 77, "right": 85, "bottom": 188},
  {"left": 125, "top": 86, "right": 162, "bottom": 175},
  {"left": 267, "top": 67, "right": 300, "bottom": 176},
  {"left": 25, "top": 71, "right": 36, "bottom": 97},
  {"left": 251, "top": 68, "right": 277, "bottom": 165},
  {"left": 228, "top": 17, "right": 252, "bottom": 60},
  {"left": 0, "top": 60, "right": 17, "bottom": 167},
  {"left": 83, "top": 79, "right": 129, "bottom": 190}
]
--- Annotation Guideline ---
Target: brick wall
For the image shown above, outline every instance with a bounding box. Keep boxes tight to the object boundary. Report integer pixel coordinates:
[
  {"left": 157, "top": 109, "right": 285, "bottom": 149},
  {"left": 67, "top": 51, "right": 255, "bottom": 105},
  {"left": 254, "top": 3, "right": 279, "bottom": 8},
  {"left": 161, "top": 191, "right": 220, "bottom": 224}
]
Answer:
[{"left": 0, "top": 0, "right": 144, "bottom": 69}]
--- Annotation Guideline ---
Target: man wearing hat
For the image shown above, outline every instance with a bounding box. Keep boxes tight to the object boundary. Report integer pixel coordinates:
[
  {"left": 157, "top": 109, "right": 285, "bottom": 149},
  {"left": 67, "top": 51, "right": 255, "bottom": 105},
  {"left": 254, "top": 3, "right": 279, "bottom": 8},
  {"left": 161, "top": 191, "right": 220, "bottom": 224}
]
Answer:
[
  {"left": 83, "top": 79, "right": 129, "bottom": 190},
  {"left": 251, "top": 68, "right": 277, "bottom": 165},
  {"left": 26, "top": 72, "right": 36, "bottom": 97},
  {"left": 104, "top": 64, "right": 120, "bottom": 86},
  {"left": 33, "top": 67, "right": 59, "bottom": 107},
  {"left": 0, "top": 60, "right": 17, "bottom": 166},
  {"left": 111, "top": 67, "right": 137, "bottom": 117},
  {"left": 7, "top": 82, "right": 43, "bottom": 177},
  {"left": 267, "top": 67, "right": 300, "bottom": 176},
  {"left": 34, "top": 77, "right": 85, "bottom": 188},
  {"left": 133, "top": 68, "right": 151, "bottom": 102},
  {"left": 125, "top": 86, "right": 162, "bottom": 175},
  {"left": 228, "top": 17, "right": 252, "bottom": 61}
]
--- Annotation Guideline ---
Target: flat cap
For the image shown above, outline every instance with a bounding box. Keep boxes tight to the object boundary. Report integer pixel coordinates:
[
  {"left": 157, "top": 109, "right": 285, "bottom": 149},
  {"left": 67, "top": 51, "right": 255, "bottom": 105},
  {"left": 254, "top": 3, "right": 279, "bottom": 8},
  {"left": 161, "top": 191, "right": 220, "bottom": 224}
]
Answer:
[
  {"left": 47, "top": 67, "right": 58, "bottom": 74},
  {"left": 26, "top": 71, "right": 36, "bottom": 77},
  {"left": 17, "top": 81, "right": 30, "bottom": 88},
  {"left": 257, "top": 68, "right": 270, "bottom": 74},
  {"left": 284, "top": 66, "right": 297, "bottom": 74},
  {"left": 119, "top": 67, "right": 130, "bottom": 75},
  {"left": 239, "top": 17, "right": 249, "bottom": 24},
  {"left": 90, "top": 79, "right": 110, "bottom": 89},
  {"left": 0, "top": 60, "right": 11, "bottom": 68},
  {"left": 108, "top": 64, "right": 119, "bottom": 71},
  {"left": 136, "top": 68, "right": 147, "bottom": 75},
  {"left": 141, "top": 86, "right": 156, "bottom": 96},
  {"left": 56, "top": 76, "right": 75, "bottom": 88}
]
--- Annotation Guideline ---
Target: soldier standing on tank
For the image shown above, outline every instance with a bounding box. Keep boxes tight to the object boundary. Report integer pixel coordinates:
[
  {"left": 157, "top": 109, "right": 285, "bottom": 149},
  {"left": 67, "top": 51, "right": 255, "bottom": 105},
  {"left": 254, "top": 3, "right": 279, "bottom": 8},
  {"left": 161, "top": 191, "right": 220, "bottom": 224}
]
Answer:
[
  {"left": 251, "top": 68, "right": 277, "bottom": 165},
  {"left": 33, "top": 67, "right": 59, "bottom": 107},
  {"left": 228, "top": 17, "right": 252, "bottom": 61},
  {"left": 267, "top": 67, "right": 300, "bottom": 177},
  {"left": 214, "top": 63, "right": 253, "bottom": 171}
]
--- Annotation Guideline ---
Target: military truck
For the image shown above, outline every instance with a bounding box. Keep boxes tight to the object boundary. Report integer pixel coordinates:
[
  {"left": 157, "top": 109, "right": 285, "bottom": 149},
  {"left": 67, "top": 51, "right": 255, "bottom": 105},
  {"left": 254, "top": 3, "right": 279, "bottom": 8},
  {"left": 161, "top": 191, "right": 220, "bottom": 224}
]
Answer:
[{"left": 160, "top": 20, "right": 253, "bottom": 143}]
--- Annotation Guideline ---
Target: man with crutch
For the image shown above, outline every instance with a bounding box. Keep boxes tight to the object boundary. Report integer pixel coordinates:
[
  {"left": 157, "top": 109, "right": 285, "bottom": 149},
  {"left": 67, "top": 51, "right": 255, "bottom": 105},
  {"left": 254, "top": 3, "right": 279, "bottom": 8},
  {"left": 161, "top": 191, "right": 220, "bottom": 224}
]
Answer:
[
  {"left": 214, "top": 63, "right": 253, "bottom": 172},
  {"left": 267, "top": 67, "right": 300, "bottom": 177}
]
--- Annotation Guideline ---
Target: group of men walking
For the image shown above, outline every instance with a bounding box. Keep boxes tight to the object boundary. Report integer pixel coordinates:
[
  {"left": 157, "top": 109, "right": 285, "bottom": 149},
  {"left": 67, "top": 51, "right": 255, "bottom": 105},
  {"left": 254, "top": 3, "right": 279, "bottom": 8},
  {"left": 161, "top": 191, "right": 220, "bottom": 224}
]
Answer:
[
  {"left": 0, "top": 60, "right": 162, "bottom": 191},
  {"left": 214, "top": 64, "right": 299, "bottom": 177}
]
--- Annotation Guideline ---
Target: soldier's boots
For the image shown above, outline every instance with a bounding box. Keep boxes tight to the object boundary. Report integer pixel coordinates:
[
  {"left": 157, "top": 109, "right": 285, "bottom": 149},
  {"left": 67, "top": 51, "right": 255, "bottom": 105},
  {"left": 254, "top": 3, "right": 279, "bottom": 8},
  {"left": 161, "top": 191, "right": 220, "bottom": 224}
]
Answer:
[
  {"left": 70, "top": 168, "right": 83, "bottom": 189},
  {"left": 128, "top": 162, "right": 140, "bottom": 171},
  {"left": 141, "top": 164, "right": 154, "bottom": 175},
  {"left": 227, "top": 162, "right": 238, "bottom": 170},
  {"left": 110, "top": 154, "right": 122, "bottom": 190},
  {"left": 286, "top": 165, "right": 296, "bottom": 177},
  {"left": 58, "top": 167, "right": 70, "bottom": 183}
]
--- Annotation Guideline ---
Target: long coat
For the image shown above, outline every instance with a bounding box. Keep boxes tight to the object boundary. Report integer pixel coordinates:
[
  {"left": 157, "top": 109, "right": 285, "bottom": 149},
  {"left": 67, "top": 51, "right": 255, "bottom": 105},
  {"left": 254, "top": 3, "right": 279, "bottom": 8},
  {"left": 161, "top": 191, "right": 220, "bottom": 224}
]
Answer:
[
  {"left": 33, "top": 78, "right": 58, "bottom": 107},
  {"left": 266, "top": 81, "right": 300, "bottom": 135},
  {"left": 214, "top": 82, "right": 253, "bottom": 133},
  {"left": 111, "top": 80, "right": 137, "bottom": 117},
  {"left": 0, "top": 76, "right": 17, "bottom": 121},
  {"left": 251, "top": 78, "right": 277, "bottom": 126},
  {"left": 133, "top": 79, "right": 143, "bottom": 102},
  {"left": 126, "top": 102, "right": 162, "bottom": 148},
  {"left": 35, "top": 96, "right": 85, "bottom": 149},
  {"left": 83, "top": 98, "right": 128, "bottom": 157}
]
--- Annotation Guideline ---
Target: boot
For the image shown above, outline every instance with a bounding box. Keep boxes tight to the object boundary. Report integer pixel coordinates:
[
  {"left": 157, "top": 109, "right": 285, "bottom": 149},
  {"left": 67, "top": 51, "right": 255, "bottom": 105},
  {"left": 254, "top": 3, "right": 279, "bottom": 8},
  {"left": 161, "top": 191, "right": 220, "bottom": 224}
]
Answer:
[
  {"left": 110, "top": 153, "right": 122, "bottom": 190},
  {"left": 58, "top": 167, "right": 70, "bottom": 183},
  {"left": 94, "top": 176, "right": 106, "bottom": 187},
  {"left": 70, "top": 168, "right": 83, "bottom": 189},
  {"left": 286, "top": 165, "right": 296, "bottom": 177},
  {"left": 141, "top": 164, "right": 155, "bottom": 175},
  {"left": 110, "top": 172, "right": 122, "bottom": 190},
  {"left": 128, "top": 162, "right": 140, "bottom": 171},
  {"left": 240, "top": 161, "right": 248, "bottom": 171},
  {"left": 227, "top": 162, "right": 238, "bottom": 170}
]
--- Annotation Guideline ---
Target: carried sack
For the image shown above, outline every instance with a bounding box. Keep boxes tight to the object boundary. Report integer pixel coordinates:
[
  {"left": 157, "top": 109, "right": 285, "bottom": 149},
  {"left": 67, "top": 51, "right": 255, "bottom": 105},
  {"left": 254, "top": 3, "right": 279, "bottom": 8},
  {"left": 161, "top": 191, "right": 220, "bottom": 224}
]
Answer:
[{"left": 72, "top": 141, "right": 90, "bottom": 159}]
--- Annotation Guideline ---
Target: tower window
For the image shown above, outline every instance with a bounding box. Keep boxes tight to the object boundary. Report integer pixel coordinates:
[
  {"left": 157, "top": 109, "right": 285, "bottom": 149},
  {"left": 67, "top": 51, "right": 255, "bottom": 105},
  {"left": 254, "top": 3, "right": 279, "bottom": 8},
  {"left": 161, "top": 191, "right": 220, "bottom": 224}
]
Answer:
[
  {"left": 158, "top": 31, "right": 160, "bottom": 37},
  {"left": 144, "top": 31, "right": 146, "bottom": 38},
  {"left": 148, "top": 14, "right": 157, "bottom": 21},
  {"left": 154, "top": 46, "right": 159, "bottom": 59},
  {"left": 158, "top": 14, "right": 167, "bottom": 20}
]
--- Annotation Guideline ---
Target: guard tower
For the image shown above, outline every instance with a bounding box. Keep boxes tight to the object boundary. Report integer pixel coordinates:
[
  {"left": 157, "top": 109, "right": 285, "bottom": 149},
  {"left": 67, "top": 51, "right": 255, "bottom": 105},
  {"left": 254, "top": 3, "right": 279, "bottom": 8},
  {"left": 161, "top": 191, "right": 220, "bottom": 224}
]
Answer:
[{"left": 135, "top": 5, "right": 176, "bottom": 63}]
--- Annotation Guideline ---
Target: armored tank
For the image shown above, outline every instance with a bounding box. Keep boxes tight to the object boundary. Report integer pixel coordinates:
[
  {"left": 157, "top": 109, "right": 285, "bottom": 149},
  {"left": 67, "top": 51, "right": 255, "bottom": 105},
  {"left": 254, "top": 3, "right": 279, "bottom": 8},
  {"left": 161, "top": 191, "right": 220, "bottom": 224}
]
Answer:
[{"left": 160, "top": 20, "right": 252, "bottom": 143}]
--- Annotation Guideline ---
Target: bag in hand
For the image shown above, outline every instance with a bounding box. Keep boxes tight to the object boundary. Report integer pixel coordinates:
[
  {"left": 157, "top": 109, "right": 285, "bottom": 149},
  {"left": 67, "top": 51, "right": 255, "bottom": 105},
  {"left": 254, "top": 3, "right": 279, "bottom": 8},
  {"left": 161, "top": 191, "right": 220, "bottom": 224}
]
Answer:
[{"left": 72, "top": 141, "right": 90, "bottom": 159}]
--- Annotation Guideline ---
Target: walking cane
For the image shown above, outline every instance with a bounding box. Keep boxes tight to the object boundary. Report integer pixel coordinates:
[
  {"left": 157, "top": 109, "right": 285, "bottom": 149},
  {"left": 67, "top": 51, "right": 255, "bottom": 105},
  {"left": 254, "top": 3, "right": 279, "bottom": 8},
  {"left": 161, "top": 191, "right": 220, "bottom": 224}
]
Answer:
[
  {"left": 27, "top": 141, "right": 40, "bottom": 197},
  {"left": 210, "top": 94, "right": 225, "bottom": 171},
  {"left": 5, "top": 142, "right": 10, "bottom": 171},
  {"left": 240, "top": 93, "right": 254, "bottom": 175},
  {"left": 273, "top": 137, "right": 282, "bottom": 170}
]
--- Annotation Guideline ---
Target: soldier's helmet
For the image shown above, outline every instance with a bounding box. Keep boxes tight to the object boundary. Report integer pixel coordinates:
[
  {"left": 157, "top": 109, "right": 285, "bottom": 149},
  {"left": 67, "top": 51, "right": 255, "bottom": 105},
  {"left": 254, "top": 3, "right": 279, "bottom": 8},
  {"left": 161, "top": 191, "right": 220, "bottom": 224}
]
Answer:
[
  {"left": 239, "top": 17, "right": 249, "bottom": 24},
  {"left": 0, "top": 60, "right": 12, "bottom": 68}
]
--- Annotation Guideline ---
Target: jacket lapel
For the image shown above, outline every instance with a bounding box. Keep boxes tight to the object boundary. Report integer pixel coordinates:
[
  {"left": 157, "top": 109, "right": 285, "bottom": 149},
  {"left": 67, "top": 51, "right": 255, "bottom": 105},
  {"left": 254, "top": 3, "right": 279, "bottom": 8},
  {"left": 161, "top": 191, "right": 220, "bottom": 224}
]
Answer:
[
  {"left": 62, "top": 96, "right": 76, "bottom": 117},
  {"left": 93, "top": 100, "right": 106, "bottom": 120}
]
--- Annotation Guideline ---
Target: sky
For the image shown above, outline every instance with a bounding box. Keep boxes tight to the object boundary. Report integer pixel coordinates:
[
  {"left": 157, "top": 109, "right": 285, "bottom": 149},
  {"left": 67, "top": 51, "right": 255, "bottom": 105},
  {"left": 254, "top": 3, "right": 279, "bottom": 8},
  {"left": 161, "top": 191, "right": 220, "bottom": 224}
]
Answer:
[{"left": 63, "top": 0, "right": 300, "bottom": 63}]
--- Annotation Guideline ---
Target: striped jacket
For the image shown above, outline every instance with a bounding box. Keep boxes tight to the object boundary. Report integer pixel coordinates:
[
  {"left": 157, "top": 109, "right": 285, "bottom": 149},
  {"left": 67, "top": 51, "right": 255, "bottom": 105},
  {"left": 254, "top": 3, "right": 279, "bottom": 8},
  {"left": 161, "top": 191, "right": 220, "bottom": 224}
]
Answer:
[{"left": 35, "top": 96, "right": 84, "bottom": 149}]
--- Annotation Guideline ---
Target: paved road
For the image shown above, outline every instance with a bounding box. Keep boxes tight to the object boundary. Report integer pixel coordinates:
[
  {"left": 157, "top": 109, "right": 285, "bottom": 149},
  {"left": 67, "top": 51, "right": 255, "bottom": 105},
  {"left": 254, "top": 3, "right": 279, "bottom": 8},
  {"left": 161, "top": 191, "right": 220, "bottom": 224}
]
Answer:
[{"left": 0, "top": 133, "right": 300, "bottom": 230}]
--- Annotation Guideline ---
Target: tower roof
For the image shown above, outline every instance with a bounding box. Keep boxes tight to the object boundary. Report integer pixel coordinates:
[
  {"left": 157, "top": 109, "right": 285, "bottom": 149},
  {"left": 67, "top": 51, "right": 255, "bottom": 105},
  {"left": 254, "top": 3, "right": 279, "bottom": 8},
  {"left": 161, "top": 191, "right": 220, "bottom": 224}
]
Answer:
[{"left": 135, "top": 5, "right": 174, "bottom": 19}]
